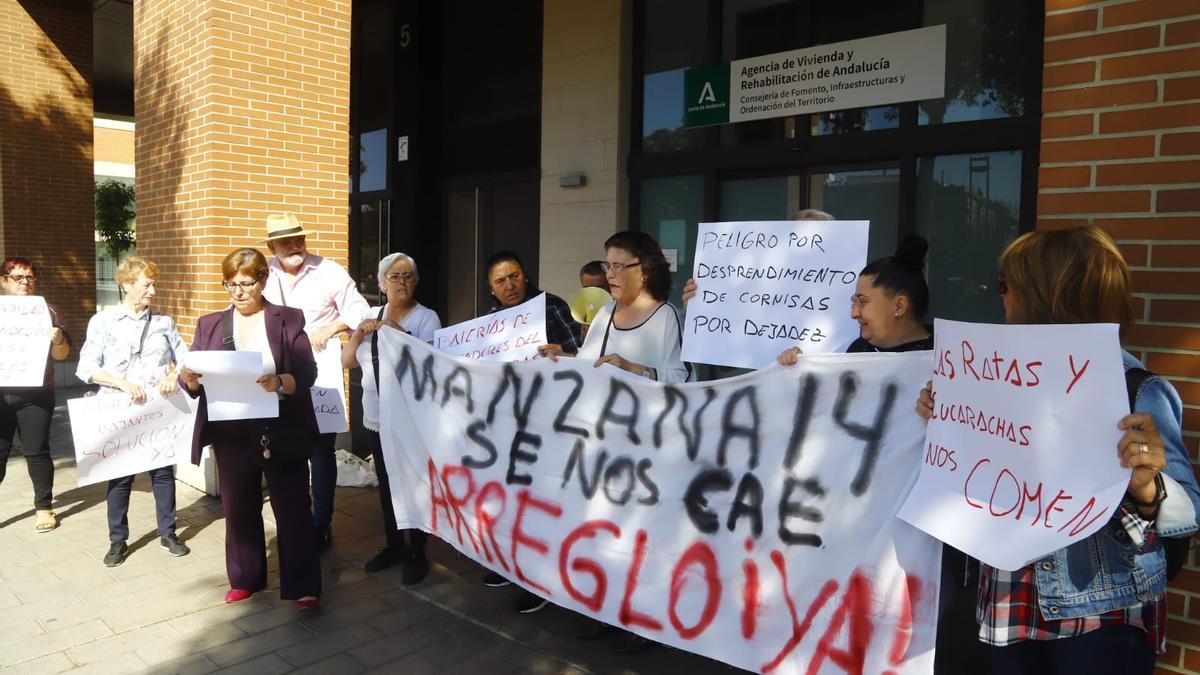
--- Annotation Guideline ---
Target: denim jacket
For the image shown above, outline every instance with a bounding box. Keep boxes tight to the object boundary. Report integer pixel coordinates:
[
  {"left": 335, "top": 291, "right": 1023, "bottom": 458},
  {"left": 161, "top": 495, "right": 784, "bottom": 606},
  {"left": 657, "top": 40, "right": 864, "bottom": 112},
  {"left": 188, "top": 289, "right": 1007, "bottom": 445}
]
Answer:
[{"left": 1033, "top": 351, "right": 1200, "bottom": 620}]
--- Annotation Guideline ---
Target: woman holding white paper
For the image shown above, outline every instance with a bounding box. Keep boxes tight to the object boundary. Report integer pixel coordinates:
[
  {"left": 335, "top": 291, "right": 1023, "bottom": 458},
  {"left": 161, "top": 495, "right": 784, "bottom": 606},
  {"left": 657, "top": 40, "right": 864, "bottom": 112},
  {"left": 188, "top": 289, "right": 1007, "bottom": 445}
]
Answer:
[
  {"left": 342, "top": 251, "right": 440, "bottom": 582},
  {"left": 180, "top": 248, "right": 322, "bottom": 611},
  {"left": 915, "top": 226, "right": 1200, "bottom": 674},
  {"left": 0, "top": 257, "right": 70, "bottom": 534},
  {"left": 541, "top": 231, "right": 689, "bottom": 385},
  {"left": 77, "top": 257, "right": 189, "bottom": 566}
]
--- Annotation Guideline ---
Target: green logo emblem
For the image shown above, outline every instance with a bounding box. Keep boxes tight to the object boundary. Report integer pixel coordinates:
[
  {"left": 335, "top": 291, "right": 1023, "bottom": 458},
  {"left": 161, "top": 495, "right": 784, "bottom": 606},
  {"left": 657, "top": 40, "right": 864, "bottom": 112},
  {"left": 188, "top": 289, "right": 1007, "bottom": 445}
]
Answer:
[{"left": 684, "top": 63, "right": 730, "bottom": 128}]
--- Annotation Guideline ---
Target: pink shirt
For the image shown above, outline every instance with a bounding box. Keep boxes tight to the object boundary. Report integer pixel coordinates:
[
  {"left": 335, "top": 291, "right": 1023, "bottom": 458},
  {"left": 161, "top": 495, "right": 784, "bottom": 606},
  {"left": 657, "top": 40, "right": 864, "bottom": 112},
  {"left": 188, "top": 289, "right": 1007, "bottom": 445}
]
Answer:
[{"left": 265, "top": 253, "right": 369, "bottom": 335}]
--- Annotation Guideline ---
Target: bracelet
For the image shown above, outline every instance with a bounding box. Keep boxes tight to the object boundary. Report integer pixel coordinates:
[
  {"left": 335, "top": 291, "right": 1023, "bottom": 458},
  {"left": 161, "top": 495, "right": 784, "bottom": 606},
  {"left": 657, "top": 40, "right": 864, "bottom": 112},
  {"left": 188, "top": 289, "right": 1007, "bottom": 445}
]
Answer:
[{"left": 274, "top": 375, "right": 286, "bottom": 394}]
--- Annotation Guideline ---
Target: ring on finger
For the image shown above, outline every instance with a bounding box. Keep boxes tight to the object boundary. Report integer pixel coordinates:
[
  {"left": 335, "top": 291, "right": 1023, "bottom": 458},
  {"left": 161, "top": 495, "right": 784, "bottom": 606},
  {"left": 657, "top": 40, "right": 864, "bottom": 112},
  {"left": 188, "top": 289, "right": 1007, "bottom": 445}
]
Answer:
[{"left": 1138, "top": 442, "right": 1150, "bottom": 454}]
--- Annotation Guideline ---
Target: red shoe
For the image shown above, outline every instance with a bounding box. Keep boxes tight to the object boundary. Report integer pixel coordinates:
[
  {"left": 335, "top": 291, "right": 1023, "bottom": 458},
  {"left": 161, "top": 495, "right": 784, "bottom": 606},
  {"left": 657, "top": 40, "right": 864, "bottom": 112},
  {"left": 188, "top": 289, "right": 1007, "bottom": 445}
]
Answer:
[
  {"left": 224, "top": 588, "right": 254, "bottom": 603},
  {"left": 296, "top": 596, "right": 320, "bottom": 611}
]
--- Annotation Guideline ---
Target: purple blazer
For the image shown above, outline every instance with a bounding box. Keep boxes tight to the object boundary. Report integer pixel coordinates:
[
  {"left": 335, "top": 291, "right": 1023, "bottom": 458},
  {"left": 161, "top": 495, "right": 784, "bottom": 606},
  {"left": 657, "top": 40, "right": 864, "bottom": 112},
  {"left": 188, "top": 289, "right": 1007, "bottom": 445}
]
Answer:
[{"left": 185, "top": 300, "right": 319, "bottom": 465}]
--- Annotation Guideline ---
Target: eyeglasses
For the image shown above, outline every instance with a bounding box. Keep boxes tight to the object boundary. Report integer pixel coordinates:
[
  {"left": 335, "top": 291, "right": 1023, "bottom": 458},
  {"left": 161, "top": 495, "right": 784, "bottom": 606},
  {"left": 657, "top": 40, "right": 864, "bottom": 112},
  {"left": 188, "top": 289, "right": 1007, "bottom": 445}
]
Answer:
[
  {"left": 850, "top": 294, "right": 868, "bottom": 308},
  {"left": 385, "top": 272, "right": 414, "bottom": 284},
  {"left": 996, "top": 274, "right": 1008, "bottom": 297},
  {"left": 222, "top": 280, "right": 259, "bottom": 292},
  {"left": 601, "top": 261, "right": 641, "bottom": 274},
  {"left": 4, "top": 274, "right": 35, "bottom": 283}
]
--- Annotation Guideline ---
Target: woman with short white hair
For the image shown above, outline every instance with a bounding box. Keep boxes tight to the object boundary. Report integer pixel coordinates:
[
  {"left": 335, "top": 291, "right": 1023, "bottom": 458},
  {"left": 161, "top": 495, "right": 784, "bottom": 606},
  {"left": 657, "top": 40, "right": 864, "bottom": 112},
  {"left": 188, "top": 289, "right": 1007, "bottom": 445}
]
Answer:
[{"left": 343, "top": 251, "right": 441, "bottom": 582}]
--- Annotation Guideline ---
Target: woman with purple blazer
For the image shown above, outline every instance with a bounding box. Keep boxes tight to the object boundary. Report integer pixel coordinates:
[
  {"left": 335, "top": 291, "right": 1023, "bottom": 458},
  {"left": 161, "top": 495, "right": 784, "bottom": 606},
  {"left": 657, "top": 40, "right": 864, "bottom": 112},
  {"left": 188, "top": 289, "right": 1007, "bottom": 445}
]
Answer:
[{"left": 180, "top": 248, "right": 322, "bottom": 610}]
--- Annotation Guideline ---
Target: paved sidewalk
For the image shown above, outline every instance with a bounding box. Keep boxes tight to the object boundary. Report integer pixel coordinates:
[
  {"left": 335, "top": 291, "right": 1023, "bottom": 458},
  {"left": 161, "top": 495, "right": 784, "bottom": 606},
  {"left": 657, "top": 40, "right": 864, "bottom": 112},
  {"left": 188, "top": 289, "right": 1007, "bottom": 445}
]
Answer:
[{"left": 0, "top": 388, "right": 744, "bottom": 674}]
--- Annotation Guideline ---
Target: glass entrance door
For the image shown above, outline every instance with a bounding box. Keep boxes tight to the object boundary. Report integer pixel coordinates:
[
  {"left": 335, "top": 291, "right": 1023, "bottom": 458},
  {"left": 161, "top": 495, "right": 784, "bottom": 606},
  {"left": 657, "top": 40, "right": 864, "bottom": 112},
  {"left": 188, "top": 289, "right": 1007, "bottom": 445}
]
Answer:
[{"left": 441, "top": 174, "right": 540, "bottom": 325}]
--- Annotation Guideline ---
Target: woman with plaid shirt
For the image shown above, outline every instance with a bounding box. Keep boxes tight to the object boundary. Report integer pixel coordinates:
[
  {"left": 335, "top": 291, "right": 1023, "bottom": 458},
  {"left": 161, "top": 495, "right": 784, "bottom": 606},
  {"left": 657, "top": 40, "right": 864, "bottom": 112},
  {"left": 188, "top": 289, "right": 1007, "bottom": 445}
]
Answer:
[{"left": 917, "top": 226, "right": 1200, "bottom": 675}]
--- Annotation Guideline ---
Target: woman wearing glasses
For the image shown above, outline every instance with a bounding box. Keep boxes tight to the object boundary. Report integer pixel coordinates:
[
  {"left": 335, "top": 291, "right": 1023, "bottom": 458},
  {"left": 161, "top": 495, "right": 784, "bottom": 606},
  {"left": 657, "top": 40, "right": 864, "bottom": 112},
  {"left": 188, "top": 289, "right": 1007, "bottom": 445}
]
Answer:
[
  {"left": 542, "top": 232, "right": 690, "bottom": 385},
  {"left": 0, "top": 257, "right": 70, "bottom": 533},
  {"left": 179, "top": 248, "right": 321, "bottom": 610},
  {"left": 76, "top": 257, "right": 190, "bottom": 566},
  {"left": 342, "top": 252, "right": 441, "bottom": 582}
]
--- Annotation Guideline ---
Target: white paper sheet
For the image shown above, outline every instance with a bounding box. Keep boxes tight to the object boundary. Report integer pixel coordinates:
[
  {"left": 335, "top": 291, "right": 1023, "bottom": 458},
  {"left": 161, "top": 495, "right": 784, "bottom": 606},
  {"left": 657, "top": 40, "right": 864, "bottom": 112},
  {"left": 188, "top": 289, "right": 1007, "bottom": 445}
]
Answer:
[
  {"left": 312, "top": 343, "right": 348, "bottom": 433},
  {"left": 0, "top": 295, "right": 52, "bottom": 387},
  {"left": 183, "top": 351, "right": 278, "bottom": 421},
  {"left": 682, "top": 220, "right": 869, "bottom": 369},
  {"left": 897, "top": 320, "right": 1130, "bottom": 571},
  {"left": 432, "top": 293, "right": 547, "bottom": 362},
  {"left": 70, "top": 391, "right": 198, "bottom": 486}
]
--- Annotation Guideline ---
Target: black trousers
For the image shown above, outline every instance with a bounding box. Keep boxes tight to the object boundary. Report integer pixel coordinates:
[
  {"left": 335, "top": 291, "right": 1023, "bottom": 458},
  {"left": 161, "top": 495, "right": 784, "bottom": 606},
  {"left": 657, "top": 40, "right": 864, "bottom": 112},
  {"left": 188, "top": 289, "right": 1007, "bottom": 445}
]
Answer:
[
  {"left": 990, "top": 623, "right": 1156, "bottom": 675},
  {"left": 106, "top": 465, "right": 177, "bottom": 542},
  {"left": 0, "top": 388, "right": 55, "bottom": 509},
  {"left": 367, "top": 429, "right": 426, "bottom": 558}
]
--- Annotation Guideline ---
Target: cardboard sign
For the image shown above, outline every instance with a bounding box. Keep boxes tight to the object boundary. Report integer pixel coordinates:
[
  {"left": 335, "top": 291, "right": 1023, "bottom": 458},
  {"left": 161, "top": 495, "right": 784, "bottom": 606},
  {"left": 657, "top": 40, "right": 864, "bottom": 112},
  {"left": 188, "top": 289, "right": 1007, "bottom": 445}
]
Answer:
[
  {"left": 312, "top": 343, "right": 348, "bottom": 434},
  {"left": 898, "top": 320, "right": 1130, "bottom": 571},
  {"left": 0, "top": 295, "right": 51, "bottom": 387},
  {"left": 378, "top": 332, "right": 940, "bottom": 674},
  {"left": 69, "top": 391, "right": 198, "bottom": 486},
  {"left": 433, "top": 293, "right": 547, "bottom": 362},
  {"left": 683, "top": 220, "right": 869, "bottom": 369}
]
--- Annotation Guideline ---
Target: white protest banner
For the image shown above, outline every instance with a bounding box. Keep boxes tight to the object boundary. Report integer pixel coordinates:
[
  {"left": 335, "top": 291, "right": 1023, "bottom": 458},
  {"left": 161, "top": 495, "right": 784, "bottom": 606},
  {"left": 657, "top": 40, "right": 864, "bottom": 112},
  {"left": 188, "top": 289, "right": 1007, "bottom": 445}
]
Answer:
[
  {"left": 181, "top": 351, "right": 278, "bottom": 421},
  {"left": 0, "top": 295, "right": 51, "bottom": 387},
  {"left": 683, "top": 220, "right": 869, "bottom": 369},
  {"left": 69, "top": 391, "right": 198, "bottom": 486},
  {"left": 312, "top": 344, "right": 348, "bottom": 434},
  {"left": 433, "top": 292, "right": 547, "bottom": 362},
  {"left": 378, "top": 332, "right": 940, "bottom": 674},
  {"left": 897, "top": 320, "right": 1129, "bottom": 571}
]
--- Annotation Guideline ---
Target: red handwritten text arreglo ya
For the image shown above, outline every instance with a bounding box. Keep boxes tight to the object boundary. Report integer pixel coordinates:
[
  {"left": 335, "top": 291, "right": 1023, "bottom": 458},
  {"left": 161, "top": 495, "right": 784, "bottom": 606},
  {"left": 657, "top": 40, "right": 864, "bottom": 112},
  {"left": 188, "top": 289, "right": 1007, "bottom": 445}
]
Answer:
[{"left": 426, "top": 458, "right": 925, "bottom": 673}]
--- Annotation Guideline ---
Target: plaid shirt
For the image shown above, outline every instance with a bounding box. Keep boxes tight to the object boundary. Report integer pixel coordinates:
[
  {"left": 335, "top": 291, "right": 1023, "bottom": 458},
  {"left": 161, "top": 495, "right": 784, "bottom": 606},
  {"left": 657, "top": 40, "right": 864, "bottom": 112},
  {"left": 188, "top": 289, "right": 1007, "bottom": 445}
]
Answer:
[
  {"left": 488, "top": 290, "right": 581, "bottom": 354},
  {"left": 977, "top": 501, "right": 1167, "bottom": 654}
]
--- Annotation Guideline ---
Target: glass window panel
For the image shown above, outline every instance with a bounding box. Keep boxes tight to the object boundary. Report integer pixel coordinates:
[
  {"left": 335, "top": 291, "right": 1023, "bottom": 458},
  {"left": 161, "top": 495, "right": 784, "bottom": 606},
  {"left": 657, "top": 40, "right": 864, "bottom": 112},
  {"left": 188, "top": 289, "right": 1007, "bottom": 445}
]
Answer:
[
  {"left": 357, "top": 128, "right": 387, "bottom": 193},
  {"left": 644, "top": 0, "right": 711, "bottom": 73},
  {"left": 354, "top": 201, "right": 384, "bottom": 307},
  {"left": 639, "top": 175, "right": 705, "bottom": 309},
  {"left": 718, "top": 175, "right": 802, "bottom": 221},
  {"left": 915, "top": 151, "right": 1022, "bottom": 323},
  {"left": 811, "top": 105, "right": 900, "bottom": 135},
  {"left": 807, "top": 167, "right": 899, "bottom": 262},
  {"left": 643, "top": 69, "right": 715, "bottom": 153},
  {"left": 919, "top": 0, "right": 1031, "bottom": 125}
]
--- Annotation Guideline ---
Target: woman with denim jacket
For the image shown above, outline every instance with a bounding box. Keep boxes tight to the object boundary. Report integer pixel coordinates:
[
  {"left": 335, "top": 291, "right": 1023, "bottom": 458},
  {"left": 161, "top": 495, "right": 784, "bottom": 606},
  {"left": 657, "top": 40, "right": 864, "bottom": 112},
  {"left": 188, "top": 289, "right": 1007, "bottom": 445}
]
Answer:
[{"left": 917, "top": 225, "right": 1200, "bottom": 675}]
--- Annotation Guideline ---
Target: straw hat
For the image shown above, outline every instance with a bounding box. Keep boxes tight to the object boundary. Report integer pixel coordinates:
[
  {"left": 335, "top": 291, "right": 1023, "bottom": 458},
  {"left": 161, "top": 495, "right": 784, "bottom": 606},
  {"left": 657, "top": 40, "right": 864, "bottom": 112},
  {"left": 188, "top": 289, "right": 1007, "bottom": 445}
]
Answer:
[{"left": 263, "top": 213, "right": 316, "bottom": 242}]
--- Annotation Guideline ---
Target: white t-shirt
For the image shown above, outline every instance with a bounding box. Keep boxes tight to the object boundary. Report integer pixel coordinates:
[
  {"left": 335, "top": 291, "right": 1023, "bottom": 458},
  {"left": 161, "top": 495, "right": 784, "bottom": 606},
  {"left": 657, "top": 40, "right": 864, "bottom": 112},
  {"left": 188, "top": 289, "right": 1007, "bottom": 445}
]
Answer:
[
  {"left": 355, "top": 303, "right": 441, "bottom": 431},
  {"left": 576, "top": 302, "right": 690, "bottom": 383}
]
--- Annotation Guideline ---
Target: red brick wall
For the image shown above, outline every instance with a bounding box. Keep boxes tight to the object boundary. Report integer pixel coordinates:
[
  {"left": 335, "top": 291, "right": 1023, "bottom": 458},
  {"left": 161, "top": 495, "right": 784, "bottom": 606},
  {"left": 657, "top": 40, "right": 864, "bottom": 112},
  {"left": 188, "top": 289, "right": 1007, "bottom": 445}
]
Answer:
[
  {"left": 134, "top": 0, "right": 351, "bottom": 341},
  {"left": 1040, "top": 2, "right": 1200, "bottom": 671},
  {"left": 0, "top": 0, "right": 95, "bottom": 345}
]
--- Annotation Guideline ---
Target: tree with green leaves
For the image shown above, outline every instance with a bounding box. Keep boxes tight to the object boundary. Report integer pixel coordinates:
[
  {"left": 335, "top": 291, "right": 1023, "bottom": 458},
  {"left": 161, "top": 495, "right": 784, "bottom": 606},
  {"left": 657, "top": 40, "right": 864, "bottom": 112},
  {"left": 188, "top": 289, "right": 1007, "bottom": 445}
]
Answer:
[{"left": 94, "top": 180, "right": 136, "bottom": 256}]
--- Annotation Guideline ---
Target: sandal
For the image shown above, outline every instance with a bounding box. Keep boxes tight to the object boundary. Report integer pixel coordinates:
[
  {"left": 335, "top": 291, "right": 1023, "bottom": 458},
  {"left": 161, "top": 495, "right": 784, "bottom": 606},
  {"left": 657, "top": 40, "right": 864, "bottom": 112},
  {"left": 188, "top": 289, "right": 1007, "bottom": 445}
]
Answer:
[{"left": 35, "top": 509, "right": 59, "bottom": 533}]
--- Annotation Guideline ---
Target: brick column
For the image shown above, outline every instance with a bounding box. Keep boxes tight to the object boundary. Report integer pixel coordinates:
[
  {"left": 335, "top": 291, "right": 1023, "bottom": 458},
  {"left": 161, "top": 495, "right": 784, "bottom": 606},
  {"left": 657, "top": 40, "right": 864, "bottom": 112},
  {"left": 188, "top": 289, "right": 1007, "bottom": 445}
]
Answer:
[
  {"left": 538, "top": 0, "right": 631, "bottom": 299},
  {"left": 1039, "top": 2, "right": 1200, "bottom": 671},
  {"left": 0, "top": 0, "right": 95, "bottom": 352},
  {"left": 134, "top": 0, "right": 351, "bottom": 339}
]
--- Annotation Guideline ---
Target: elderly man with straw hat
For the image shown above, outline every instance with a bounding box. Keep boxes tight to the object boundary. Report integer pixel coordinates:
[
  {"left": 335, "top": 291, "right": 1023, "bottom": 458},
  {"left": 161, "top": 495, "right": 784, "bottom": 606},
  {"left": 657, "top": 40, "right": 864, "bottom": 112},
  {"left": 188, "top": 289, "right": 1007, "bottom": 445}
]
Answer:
[{"left": 262, "top": 213, "right": 369, "bottom": 551}]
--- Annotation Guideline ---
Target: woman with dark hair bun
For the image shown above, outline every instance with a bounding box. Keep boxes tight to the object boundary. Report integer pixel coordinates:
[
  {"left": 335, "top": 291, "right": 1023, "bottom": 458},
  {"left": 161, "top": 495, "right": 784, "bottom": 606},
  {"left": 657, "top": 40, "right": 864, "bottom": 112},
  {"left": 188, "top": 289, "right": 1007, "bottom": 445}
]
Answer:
[{"left": 778, "top": 234, "right": 932, "bottom": 364}]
